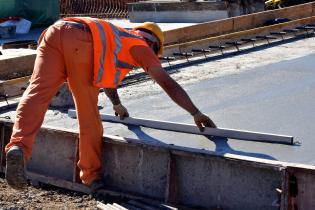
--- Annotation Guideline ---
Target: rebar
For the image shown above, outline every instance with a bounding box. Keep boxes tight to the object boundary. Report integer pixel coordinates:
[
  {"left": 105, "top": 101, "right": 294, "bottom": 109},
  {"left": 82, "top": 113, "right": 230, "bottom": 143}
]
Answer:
[{"left": 59, "top": 0, "right": 138, "bottom": 19}]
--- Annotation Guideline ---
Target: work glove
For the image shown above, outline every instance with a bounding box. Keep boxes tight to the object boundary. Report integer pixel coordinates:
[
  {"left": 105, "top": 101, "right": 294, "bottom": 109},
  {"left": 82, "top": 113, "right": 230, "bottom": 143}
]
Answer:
[
  {"left": 193, "top": 111, "right": 216, "bottom": 132},
  {"left": 113, "top": 103, "right": 129, "bottom": 120}
]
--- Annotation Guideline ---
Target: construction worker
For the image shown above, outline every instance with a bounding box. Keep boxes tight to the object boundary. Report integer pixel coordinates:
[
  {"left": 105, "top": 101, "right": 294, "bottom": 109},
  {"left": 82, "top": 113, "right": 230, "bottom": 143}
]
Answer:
[{"left": 4, "top": 17, "right": 216, "bottom": 192}]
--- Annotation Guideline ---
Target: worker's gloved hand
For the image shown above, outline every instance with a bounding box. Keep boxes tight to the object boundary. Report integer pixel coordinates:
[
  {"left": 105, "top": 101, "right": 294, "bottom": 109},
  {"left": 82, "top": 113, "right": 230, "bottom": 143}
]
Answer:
[
  {"left": 193, "top": 111, "right": 216, "bottom": 131},
  {"left": 113, "top": 103, "right": 129, "bottom": 120}
]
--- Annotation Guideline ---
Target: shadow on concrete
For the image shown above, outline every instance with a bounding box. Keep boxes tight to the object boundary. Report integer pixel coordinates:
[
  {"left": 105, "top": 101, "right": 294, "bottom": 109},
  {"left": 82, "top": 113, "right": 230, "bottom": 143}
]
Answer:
[
  {"left": 126, "top": 124, "right": 278, "bottom": 161},
  {"left": 127, "top": 125, "right": 165, "bottom": 144},
  {"left": 207, "top": 136, "right": 278, "bottom": 160}
]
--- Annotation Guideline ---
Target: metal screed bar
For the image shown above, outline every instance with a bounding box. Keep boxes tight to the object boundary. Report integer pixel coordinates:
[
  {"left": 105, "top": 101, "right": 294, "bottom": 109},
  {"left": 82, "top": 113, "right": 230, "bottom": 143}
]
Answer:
[{"left": 68, "top": 109, "right": 294, "bottom": 145}]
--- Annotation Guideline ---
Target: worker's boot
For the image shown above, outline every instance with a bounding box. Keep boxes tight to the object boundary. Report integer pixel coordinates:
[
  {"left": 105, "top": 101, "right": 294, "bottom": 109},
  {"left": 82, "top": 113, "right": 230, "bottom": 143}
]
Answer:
[{"left": 5, "top": 146, "right": 27, "bottom": 190}]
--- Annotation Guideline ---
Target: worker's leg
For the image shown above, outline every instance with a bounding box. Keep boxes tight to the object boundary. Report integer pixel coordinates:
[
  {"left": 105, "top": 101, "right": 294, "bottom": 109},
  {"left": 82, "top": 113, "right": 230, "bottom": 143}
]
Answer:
[
  {"left": 62, "top": 25, "right": 103, "bottom": 185},
  {"left": 5, "top": 24, "right": 66, "bottom": 159}
]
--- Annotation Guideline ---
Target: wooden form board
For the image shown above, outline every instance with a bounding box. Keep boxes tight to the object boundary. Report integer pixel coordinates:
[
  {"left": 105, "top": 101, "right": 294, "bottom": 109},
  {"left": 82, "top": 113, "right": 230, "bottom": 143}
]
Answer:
[
  {"left": 286, "top": 167, "right": 315, "bottom": 209},
  {"left": 68, "top": 109, "right": 294, "bottom": 145},
  {"left": 164, "top": 16, "right": 315, "bottom": 56},
  {"left": 0, "top": 76, "right": 30, "bottom": 97},
  {"left": 164, "top": 1, "right": 315, "bottom": 45},
  {"left": 0, "top": 49, "right": 36, "bottom": 80}
]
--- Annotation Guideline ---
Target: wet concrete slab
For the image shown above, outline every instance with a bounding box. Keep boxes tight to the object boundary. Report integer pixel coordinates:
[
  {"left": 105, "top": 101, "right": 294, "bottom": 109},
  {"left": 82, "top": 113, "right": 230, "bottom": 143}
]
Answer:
[{"left": 99, "top": 53, "right": 315, "bottom": 165}]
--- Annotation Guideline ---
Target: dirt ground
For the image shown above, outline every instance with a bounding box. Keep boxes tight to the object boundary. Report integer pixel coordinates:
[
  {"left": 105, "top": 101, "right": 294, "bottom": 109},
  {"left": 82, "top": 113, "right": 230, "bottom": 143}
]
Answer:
[{"left": 0, "top": 173, "right": 97, "bottom": 209}]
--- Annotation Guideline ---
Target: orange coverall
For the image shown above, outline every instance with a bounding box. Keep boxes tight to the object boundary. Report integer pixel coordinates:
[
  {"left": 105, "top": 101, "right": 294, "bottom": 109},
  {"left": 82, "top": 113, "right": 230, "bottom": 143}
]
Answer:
[{"left": 5, "top": 21, "right": 161, "bottom": 185}]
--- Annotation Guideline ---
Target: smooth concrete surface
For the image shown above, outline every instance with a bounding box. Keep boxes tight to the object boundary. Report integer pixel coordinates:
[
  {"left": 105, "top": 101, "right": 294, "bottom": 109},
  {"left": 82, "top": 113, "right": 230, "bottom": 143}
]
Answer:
[{"left": 97, "top": 53, "right": 315, "bottom": 165}]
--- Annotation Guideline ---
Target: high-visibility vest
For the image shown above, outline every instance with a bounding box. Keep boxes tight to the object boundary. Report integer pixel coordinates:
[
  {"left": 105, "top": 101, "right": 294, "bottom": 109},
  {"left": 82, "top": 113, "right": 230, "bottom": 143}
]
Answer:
[{"left": 63, "top": 17, "right": 148, "bottom": 88}]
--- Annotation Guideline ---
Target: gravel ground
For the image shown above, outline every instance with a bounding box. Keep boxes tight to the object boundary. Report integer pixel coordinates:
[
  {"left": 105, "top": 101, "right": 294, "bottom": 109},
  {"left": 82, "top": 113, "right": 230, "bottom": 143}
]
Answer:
[{"left": 0, "top": 173, "right": 97, "bottom": 209}]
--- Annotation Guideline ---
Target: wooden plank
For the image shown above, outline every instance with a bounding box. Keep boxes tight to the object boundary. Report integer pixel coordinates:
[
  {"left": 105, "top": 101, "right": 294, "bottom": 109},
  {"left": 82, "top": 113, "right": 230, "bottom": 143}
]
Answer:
[
  {"left": 68, "top": 109, "right": 294, "bottom": 144},
  {"left": 287, "top": 167, "right": 315, "bottom": 210},
  {"left": 72, "top": 138, "right": 79, "bottom": 183},
  {"left": 27, "top": 171, "right": 91, "bottom": 194},
  {"left": 0, "top": 126, "right": 5, "bottom": 169},
  {"left": 164, "top": 153, "right": 178, "bottom": 204},
  {"left": 0, "top": 76, "right": 30, "bottom": 97},
  {"left": 26, "top": 171, "right": 163, "bottom": 205},
  {"left": 113, "top": 203, "right": 128, "bottom": 210},
  {"left": 164, "top": 16, "right": 315, "bottom": 56},
  {"left": 0, "top": 49, "right": 36, "bottom": 80},
  {"left": 164, "top": 17, "right": 234, "bottom": 45},
  {"left": 0, "top": 96, "right": 20, "bottom": 111},
  {"left": 164, "top": 2, "right": 315, "bottom": 46},
  {"left": 233, "top": 15, "right": 255, "bottom": 31},
  {"left": 96, "top": 201, "right": 120, "bottom": 210},
  {"left": 97, "top": 201, "right": 109, "bottom": 210},
  {"left": 252, "top": 3, "right": 312, "bottom": 27}
]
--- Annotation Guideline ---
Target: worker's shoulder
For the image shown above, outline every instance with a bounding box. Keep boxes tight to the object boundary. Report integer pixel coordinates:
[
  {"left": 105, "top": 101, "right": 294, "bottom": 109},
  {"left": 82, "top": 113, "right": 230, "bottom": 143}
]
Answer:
[{"left": 130, "top": 45, "right": 157, "bottom": 58}]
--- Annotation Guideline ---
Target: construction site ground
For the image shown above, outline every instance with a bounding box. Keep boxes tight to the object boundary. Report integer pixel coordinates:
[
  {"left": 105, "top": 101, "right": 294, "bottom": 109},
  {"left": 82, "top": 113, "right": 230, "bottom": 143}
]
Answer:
[
  {"left": 2, "top": 34, "right": 315, "bottom": 163},
  {"left": 1, "top": 24, "right": 315, "bottom": 209},
  {"left": 0, "top": 173, "right": 99, "bottom": 209}
]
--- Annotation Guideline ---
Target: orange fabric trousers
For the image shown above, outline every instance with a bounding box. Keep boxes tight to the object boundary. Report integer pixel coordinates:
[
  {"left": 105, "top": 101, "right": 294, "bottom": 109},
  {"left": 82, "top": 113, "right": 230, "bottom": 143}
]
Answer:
[{"left": 5, "top": 22, "right": 103, "bottom": 185}]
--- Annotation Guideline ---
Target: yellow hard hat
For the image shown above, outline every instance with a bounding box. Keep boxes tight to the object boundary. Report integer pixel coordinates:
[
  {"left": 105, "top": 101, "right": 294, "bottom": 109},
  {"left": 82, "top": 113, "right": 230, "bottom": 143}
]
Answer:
[
  {"left": 265, "top": 0, "right": 281, "bottom": 8},
  {"left": 134, "top": 22, "right": 164, "bottom": 56}
]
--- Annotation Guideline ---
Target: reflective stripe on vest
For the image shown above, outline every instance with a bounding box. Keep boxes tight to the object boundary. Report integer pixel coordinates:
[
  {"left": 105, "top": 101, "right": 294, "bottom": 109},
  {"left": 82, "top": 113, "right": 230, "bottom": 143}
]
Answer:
[
  {"left": 93, "top": 20, "right": 145, "bottom": 85},
  {"left": 93, "top": 20, "right": 107, "bottom": 83}
]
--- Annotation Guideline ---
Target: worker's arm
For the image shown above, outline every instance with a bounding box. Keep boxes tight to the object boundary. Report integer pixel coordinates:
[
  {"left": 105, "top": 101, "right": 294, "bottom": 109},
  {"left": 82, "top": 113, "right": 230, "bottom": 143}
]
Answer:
[
  {"left": 147, "top": 66, "right": 216, "bottom": 130},
  {"left": 104, "top": 88, "right": 129, "bottom": 120}
]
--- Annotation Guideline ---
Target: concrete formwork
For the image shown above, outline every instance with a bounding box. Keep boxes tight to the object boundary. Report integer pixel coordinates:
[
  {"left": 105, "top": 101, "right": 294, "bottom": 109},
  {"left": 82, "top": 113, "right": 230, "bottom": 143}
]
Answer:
[
  {"left": 0, "top": 120, "right": 315, "bottom": 209},
  {"left": 286, "top": 167, "right": 315, "bottom": 209},
  {"left": 164, "top": 1, "right": 315, "bottom": 45},
  {"left": 27, "top": 128, "right": 78, "bottom": 182},
  {"left": 102, "top": 138, "right": 284, "bottom": 209}
]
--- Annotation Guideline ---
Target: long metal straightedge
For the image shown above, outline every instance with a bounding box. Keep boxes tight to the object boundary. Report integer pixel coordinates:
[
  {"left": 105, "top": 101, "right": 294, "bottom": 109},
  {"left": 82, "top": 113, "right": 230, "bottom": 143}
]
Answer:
[{"left": 68, "top": 109, "right": 294, "bottom": 145}]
